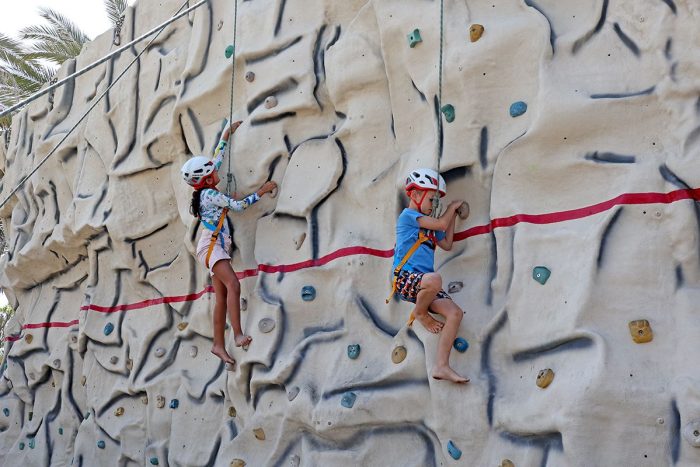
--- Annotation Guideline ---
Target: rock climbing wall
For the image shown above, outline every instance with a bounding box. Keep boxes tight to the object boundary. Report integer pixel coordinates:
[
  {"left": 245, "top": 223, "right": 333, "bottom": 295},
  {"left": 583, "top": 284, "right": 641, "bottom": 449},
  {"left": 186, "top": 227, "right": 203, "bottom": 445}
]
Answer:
[{"left": 1, "top": 0, "right": 700, "bottom": 465}]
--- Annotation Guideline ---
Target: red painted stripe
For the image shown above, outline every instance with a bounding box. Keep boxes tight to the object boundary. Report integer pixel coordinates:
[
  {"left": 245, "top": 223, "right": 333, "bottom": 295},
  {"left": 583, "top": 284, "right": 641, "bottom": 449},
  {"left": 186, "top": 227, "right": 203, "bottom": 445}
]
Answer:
[
  {"left": 5, "top": 187, "right": 699, "bottom": 334},
  {"left": 3, "top": 319, "right": 81, "bottom": 342}
]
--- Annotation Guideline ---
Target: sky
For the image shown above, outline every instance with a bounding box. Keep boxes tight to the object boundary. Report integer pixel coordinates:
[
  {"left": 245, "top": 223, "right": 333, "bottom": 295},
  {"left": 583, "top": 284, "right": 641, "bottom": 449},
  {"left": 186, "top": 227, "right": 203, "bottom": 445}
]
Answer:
[{"left": 0, "top": 0, "right": 136, "bottom": 41}]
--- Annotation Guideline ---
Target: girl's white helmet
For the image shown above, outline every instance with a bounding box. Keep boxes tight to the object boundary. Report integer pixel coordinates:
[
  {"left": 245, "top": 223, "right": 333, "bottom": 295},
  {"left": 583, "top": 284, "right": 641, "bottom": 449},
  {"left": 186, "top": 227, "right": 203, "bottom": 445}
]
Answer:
[
  {"left": 405, "top": 168, "right": 446, "bottom": 197},
  {"left": 181, "top": 156, "right": 215, "bottom": 188}
]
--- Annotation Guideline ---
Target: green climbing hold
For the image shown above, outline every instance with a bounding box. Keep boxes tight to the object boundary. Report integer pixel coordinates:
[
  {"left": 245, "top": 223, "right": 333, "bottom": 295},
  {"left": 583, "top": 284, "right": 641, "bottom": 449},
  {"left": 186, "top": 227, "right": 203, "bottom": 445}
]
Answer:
[
  {"left": 19, "top": 442, "right": 25, "bottom": 450},
  {"left": 532, "top": 266, "right": 551, "bottom": 285},
  {"left": 97, "top": 440, "right": 106, "bottom": 449},
  {"left": 441, "top": 104, "right": 455, "bottom": 123},
  {"left": 59, "top": 427, "right": 64, "bottom": 435},
  {"left": 347, "top": 344, "right": 360, "bottom": 360},
  {"left": 407, "top": 29, "right": 422, "bottom": 48},
  {"left": 28, "top": 438, "right": 35, "bottom": 449},
  {"left": 150, "top": 457, "right": 159, "bottom": 465},
  {"left": 225, "top": 45, "right": 235, "bottom": 59},
  {"left": 28, "top": 411, "right": 33, "bottom": 421}
]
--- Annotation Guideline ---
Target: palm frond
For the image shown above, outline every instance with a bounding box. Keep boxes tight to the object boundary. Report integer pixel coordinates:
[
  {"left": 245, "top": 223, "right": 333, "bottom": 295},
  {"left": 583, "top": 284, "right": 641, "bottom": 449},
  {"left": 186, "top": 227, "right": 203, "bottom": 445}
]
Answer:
[
  {"left": 19, "top": 7, "right": 90, "bottom": 66},
  {"left": 104, "top": 0, "right": 128, "bottom": 28}
]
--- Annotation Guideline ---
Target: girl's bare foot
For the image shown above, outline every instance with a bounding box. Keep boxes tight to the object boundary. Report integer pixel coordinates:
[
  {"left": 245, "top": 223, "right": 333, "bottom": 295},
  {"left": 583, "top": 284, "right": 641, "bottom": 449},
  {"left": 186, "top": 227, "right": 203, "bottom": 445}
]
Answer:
[
  {"left": 432, "top": 365, "right": 469, "bottom": 384},
  {"left": 211, "top": 345, "right": 235, "bottom": 365},
  {"left": 234, "top": 334, "right": 252, "bottom": 347},
  {"left": 415, "top": 313, "right": 444, "bottom": 334}
]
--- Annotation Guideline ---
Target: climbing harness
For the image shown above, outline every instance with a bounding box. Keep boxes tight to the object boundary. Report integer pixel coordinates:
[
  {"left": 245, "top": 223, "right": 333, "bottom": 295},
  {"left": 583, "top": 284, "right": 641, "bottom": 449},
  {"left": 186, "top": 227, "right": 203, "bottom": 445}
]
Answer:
[
  {"left": 0, "top": 0, "right": 208, "bottom": 211},
  {"left": 203, "top": 208, "right": 229, "bottom": 269}
]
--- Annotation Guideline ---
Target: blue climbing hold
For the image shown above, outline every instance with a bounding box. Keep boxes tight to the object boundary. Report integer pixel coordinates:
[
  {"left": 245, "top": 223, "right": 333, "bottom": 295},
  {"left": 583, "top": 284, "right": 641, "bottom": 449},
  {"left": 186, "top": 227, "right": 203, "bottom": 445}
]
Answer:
[
  {"left": 301, "top": 286, "right": 316, "bottom": 301},
  {"left": 169, "top": 399, "right": 179, "bottom": 409},
  {"left": 3, "top": 408, "right": 9, "bottom": 417},
  {"left": 97, "top": 440, "right": 105, "bottom": 449},
  {"left": 510, "top": 101, "right": 527, "bottom": 117},
  {"left": 103, "top": 323, "right": 114, "bottom": 336},
  {"left": 532, "top": 266, "right": 551, "bottom": 285},
  {"left": 347, "top": 344, "right": 361, "bottom": 360},
  {"left": 149, "top": 457, "right": 159, "bottom": 465},
  {"left": 441, "top": 104, "right": 455, "bottom": 123},
  {"left": 447, "top": 440, "right": 462, "bottom": 460},
  {"left": 453, "top": 337, "right": 469, "bottom": 353},
  {"left": 407, "top": 29, "right": 422, "bottom": 48},
  {"left": 225, "top": 45, "right": 235, "bottom": 59},
  {"left": 341, "top": 392, "right": 357, "bottom": 408}
]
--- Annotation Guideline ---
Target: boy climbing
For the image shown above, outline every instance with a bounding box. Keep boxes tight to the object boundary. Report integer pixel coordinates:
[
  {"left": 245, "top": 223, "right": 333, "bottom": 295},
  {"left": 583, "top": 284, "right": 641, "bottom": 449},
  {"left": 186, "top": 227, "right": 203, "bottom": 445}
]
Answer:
[
  {"left": 181, "top": 120, "right": 277, "bottom": 366},
  {"left": 389, "top": 168, "right": 469, "bottom": 384}
]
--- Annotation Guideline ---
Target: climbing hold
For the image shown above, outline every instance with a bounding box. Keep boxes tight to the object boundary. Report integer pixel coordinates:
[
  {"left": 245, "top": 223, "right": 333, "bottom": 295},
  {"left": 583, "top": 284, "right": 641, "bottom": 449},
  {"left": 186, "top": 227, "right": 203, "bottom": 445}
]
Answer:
[
  {"left": 156, "top": 395, "right": 165, "bottom": 409},
  {"left": 447, "top": 440, "right": 462, "bottom": 460},
  {"left": 28, "top": 438, "right": 35, "bottom": 449},
  {"left": 103, "top": 323, "right": 114, "bottom": 335},
  {"left": 536, "top": 368, "right": 555, "bottom": 388},
  {"left": 80, "top": 375, "right": 87, "bottom": 386},
  {"left": 289, "top": 455, "right": 301, "bottom": 467},
  {"left": 19, "top": 442, "right": 25, "bottom": 450},
  {"left": 84, "top": 412, "right": 89, "bottom": 419},
  {"left": 231, "top": 460, "right": 246, "bottom": 467},
  {"left": 453, "top": 337, "right": 469, "bottom": 353},
  {"left": 154, "top": 347, "right": 166, "bottom": 358},
  {"left": 469, "top": 24, "right": 485, "bottom": 42},
  {"left": 110, "top": 356, "right": 119, "bottom": 365},
  {"left": 457, "top": 201, "right": 470, "bottom": 220},
  {"left": 301, "top": 286, "right": 316, "bottom": 301},
  {"left": 294, "top": 232, "right": 306, "bottom": 250},
  {"left": 150, "top": 458, "right": 159, "bottom": 466},
  {"left": 441, "top": 104, "right": 455, "bottom": 123},
  {"left": 240, "top": 298, "right": 248, "bottom": 311},
  {"left": 392, "top": 345, "right": 407, "bottom": 364},
  {"left": 245, "top": 71, "right": 255, "bottom": 82},
  {"left": 258, "top": 318, "right": 276, "bottom": 333},
  {"left": 510, "top": 101, "right": 528, "bottom": 117},
  {"left": 228, "top": 406, "right": 237, "bottom": 417},
  {"left": 629, "top": 319, "right": 653, "bottom": 343},
  {"left": 2, "top": 408, "right": 8, "bottom": 417},
  {"left": 177, "top": 322, "right": 189, "bottom": 331},
  {"left": 500, "top": 460, "right": 515, "bottom": 467},
  {"left": 169, "top": 399, "right": 179, "bottom": 409},
  {"left": 97, "top": 440, "right": 105, "bottom": 449},
  {"left": 71, "top": 335, "right": 78, "bottom": 343},
  {"left": 189, "top": 346, "right": 198, "bottom": 358},
  {"left": 658, "top": 418, "right": 665, "bottom": 425},
  {"left": 287, "top": 386, "right": 300, "bottom": 401},
  {"left": 24, "top": 334, "right": 33, "bottom": 344},
  {"left": 407, "top": 29, "right": 422, "bottom": 48},
  {"left": 253, "top": 427, "right": 266, "bottom": 440},
  {"left": 264, "top": 96, "right": 278, "bottom": 109},
  {"left": 341, "top": 391, "right": 357, "bottom": 408},
  {"left": 347, "top": 344, "right": 361, "bottom": 360},
  {"left": 141, "top": 396, "right": 149, "bottom": 405},
  {"left": 683, "top": 420, "right": 700, "bottom": 447},
  {"left": 126, "top": 358, "right": 133, "bottom": 370},
  {"left": 448, "top": 281, "right": 464, "bottom": 294},
  {"left": 53, "top": 359, "right": 61, "bottom": 369},
  {"left": 532, "top": 266, "right": 551, "bottom": 285},
  {"left": 225, "top": 45, "right": 235, "bottom": 59},
  {"left": 115, "top": 407, "right": 125, "bottom": 416},
  {"left": 28, "top": 412, "right": 33, "bottom": 421},
  {"left": 58, "top": 427, "right": 63, "bottom": 435}
]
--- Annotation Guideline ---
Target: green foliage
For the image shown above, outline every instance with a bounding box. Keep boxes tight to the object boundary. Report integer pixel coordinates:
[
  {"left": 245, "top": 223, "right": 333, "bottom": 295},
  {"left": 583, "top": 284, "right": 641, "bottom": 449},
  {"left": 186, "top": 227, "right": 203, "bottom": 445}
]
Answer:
[
  {"left": 0, "top": 303, "right": 15, "bottom": 359},
  {"left": 104, "top": 0, "right": 129, "bottom": 28},
  {"left": 19, "top": 8, "right": 90, "bottom": 65}
]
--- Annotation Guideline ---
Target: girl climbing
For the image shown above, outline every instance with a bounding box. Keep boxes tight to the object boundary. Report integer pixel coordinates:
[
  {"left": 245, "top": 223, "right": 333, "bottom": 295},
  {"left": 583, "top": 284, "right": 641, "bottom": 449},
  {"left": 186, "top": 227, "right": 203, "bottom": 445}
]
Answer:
[{"left": 181, "top": 120, "right": 277, "bottom": 365}]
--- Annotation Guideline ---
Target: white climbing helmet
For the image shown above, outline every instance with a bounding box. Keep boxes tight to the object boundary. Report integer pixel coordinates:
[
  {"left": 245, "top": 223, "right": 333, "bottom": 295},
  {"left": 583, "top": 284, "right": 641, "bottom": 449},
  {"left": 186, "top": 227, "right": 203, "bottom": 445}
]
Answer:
[
  {"left": 405, "top": 168, "right": 446, "bottom": 197},
  {"left": 181, "top": 156, "right": 215, "bottom": 188}
]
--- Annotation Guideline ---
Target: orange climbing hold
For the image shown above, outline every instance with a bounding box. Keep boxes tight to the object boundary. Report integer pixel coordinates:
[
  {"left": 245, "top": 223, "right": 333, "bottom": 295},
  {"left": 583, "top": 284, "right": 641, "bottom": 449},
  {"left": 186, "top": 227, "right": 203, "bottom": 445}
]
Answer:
[
  {"left": 536, "top": 369, "right": 554, "bottom": 388},
  {"left": 469, "top": 24, "right": 484, "bottom": 42},
  {"left": 628, "top": 319, "right": 653, "bottom": 343}
]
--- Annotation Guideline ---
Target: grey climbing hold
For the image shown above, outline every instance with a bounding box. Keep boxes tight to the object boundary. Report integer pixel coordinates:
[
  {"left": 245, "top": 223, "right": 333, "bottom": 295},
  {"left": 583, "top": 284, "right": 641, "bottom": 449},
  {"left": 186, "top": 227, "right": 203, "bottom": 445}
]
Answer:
[
  {"left": 294, "top": 232, "right": 306, "bottom": 250},
  {"left": 447, "top": 440, "right": 462, "bottom": 460},
  {"left": 169, "top": 399, "right": 179, "bottom": 409},
  {"left": 245, "top": 71, "right": 255, "bottom": 82},
  {"left": 110, "top": 356, "right": 119, "bottom": 365},
  {"left": 287, "top": 386, "right": 300, "bottom": 401},
  {"left": 97, "top": 440, "right": 105, "bottom": 449},
  {"left": 264, "top": 96, "right": 278, "bottom": 109},
  {"left": 510, "top": 101, "right": 528, "bottom": 117},
  {"left": 240, "top": 298, "right": 248, "bottom": 311},
  {"left": 301, "top": 286, "right": 316, "bottom": 301},
  {"left": 156, "top": 395, "right": 165, "bottom": 409},
  {"left": 126, "top": 359, "right": 133, "bottom": 370},
  {"left": 448, "top": 281, "right": 463, "bottom": 293},
  {"left": 683, "top": 420, "right": 700, "bottom": 447},
  {"left": 225, "top": 45, "right": 235, "bottom": 59},
  {"left": 154, "top": 347, "right": 166, "bottom": 358},
  {"left": 453, "top": 337, "right": 469, "bottom": 353},
  {"left": 3, "top": 408, "right": 9, "bottom": 417},
  {"left": 258, "top": 318, "right": 276, "bottom": 333},
  {"left": 289, "top": 455, "right": 301, "bottom": 467},
  {"left": 341, "top": 391, "right": 357, "bottom": 408},
  {"left": 532, "top": 266, "right": 551, "bottom": 285},
  {"left": 53, "top": 359, "right": 61, "bottom": 369},
  {"left": 103, "top": 323, "right": 114, "bottom": 335},
  {"left": 441, "top": 104, "right": 455, "bottom": 123},
  {"left": 150, "top": 458, "right": 159, "bottom": 466},
  {"left": 407, "top": 29, "right": 422, "bottom": 48},
  {"left": 189, "top": 345, "right": 198, "bottom": 358},
  {"left": 347, "top": 344, "right": 361, "bottom": 360},
  {"left": 141, "top": 396, "right": 149, "bottom": 405}
]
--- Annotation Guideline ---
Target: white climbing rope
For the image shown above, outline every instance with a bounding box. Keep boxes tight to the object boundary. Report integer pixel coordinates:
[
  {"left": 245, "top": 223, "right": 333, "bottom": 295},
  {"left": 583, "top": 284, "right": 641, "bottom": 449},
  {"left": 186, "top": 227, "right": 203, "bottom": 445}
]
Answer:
[{"left": 0, "top": 0, "right": 205, "bottom": 211}]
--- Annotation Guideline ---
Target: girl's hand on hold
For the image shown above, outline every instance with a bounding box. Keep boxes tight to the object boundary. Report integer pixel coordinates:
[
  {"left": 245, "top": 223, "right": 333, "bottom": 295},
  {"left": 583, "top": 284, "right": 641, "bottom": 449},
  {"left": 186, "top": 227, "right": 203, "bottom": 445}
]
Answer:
[
  {"left": 229, "top": 120, "right": 242, "bottom": 134},
  {"left": 257, "top": 181, "right": 278, "bottom": 197}
]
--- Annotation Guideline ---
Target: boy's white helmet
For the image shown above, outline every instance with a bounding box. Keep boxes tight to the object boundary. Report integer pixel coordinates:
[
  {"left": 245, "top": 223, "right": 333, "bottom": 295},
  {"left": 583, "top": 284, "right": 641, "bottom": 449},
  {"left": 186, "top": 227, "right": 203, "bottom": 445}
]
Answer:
[
  {"left": 405, "top": 168, "right": 446, "bottom": 197},
  {"left": 181, "top": 156, "right": 215, "bottom": 188}
]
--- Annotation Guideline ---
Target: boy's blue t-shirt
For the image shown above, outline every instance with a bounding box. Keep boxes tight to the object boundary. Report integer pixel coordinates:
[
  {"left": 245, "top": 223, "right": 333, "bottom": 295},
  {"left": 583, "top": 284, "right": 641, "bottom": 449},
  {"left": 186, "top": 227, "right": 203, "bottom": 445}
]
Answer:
[{"left": 392, "top": 208, "right": 445, "bottom": 274}]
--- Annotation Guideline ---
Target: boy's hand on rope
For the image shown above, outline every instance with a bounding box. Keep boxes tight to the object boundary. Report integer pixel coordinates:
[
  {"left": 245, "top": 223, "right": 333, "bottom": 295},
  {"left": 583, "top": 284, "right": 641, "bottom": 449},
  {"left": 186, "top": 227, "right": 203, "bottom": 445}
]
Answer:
[{"left": 257, "top": 181, "right": 278, "bottom": 197}]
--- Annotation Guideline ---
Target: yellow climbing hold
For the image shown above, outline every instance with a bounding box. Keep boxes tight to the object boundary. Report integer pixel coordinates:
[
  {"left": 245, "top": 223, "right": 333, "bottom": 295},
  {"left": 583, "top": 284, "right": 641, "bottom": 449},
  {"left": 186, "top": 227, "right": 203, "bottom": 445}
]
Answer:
[
  {"left": 80, "top": 375, "right": 87, "bottom": 386},
  {"left": 457, "top": 201, "right": 470, "bottom": 220},
  {"left": 536, "top": 369, "right": 555, "bottom": 389},
  {"left": 392, "top": 346, "right": 407, "bottom": 364},
  {"left": 156, "top": 395, "right": 165, "bottom": 409},
  {"left": 115, "top": 407, "right": 125, "bottom": 416},
  {"left": 500, "top": 460, "right": 515, "bottom": 467},
  {"left": 629, "top": 319, "right": 653, "bottom": 343},
  {"left": 24, "top": 334, "right": 33, "bottom": 344},
  {"left": 230, "top": 460, "right": 246, "bottom": 467},
  {"left": 177, "top": 322, "right": 189, "bottom": 331},
  {"left": 253, "top": 428, "right": 265, "bottom": 440},
  {"left": 228, "top": 406, "right": 236, "bottom": 417},
  {"left": 469, "top": 24, "right": 484, "bottom": 42}
]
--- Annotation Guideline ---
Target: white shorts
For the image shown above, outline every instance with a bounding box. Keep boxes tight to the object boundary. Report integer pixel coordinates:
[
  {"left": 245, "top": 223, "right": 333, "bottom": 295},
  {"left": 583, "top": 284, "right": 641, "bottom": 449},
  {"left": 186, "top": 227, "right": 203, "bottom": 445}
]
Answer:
[{"left": 196, "top": 230, "right": 233, "bottom": 276}]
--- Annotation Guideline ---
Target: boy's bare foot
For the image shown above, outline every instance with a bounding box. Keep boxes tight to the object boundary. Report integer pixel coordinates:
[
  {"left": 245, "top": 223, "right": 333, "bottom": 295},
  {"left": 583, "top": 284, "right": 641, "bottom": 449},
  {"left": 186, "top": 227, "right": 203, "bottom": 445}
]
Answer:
[
  {"left": 234, "top": 334, "right": 252, "bottom": 347},
  {"left": 415, "top": 313, "right": 444, "bottom": 334},
  {"left": 211, "top": 345, "right": 235, "bottom": 365},
  {"left": 432, "top": 365, "right": 469, "bottom": 384}
]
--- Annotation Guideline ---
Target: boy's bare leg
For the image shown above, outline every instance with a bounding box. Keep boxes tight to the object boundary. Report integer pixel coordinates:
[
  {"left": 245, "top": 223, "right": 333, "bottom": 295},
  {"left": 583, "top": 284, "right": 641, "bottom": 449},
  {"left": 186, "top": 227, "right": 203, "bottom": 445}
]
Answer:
[
  {"left": 210, "top": 273, "right": 236, "bottom": 365},
  {"left": 212, "top": 261, "right": 251, "bottom": 347},
  {"left": 413, "top": 273, "right": 445, "bottom": 333},
  {"left": 428, "top": 298, "right": 469, "bottom": 383}
]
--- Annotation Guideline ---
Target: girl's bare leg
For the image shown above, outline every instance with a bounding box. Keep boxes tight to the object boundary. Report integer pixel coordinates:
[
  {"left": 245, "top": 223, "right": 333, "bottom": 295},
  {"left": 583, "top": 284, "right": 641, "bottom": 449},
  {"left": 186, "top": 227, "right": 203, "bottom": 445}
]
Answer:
[
  {"left": 212, "top": 260, "right": 251, "bottom": 347},
  {"left": 210, "top": 272, "right": 235, "bottom": 364}
]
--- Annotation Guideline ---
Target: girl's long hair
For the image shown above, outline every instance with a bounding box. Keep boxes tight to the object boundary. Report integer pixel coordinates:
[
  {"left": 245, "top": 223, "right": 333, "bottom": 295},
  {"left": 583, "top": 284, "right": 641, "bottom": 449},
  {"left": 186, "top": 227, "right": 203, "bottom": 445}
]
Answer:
[{"left": 190, "top": 189, "right": 202, "bottom": 218}]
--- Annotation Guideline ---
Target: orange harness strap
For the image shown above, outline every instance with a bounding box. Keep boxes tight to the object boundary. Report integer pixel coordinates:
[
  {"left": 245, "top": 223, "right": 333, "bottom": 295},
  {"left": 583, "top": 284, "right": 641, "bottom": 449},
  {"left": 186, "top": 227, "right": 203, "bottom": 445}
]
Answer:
[
  {"left": 386, "top": 232, "right": 431, "bottom": 326},
  {"left": 205, "top": 208, "right": 229, "bottom": 269}
]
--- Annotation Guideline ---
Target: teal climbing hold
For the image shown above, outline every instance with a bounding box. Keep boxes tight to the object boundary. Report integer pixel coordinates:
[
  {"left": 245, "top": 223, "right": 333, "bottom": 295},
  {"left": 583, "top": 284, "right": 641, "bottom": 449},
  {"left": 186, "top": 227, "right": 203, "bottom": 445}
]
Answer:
[
  {"left": 3, "top": 408, "right": 8, "bottom": 416},
  {"left": 447, "top": 440, "right": 462, "bottom": 460},
  {"left": 301, "top": 286, "right": 316, "bottom": 301},
  {"left": 103, "top": 323, "right": 114, "bottom": 336},
  {"left": 453, "top": 337, "right": 469, "bottom": 353},
  {"left": 28, "top": 438, "right": 35, "bottom": 449},
  {"left": 510, "top": 101, "right": 527, "bottom": 117},
  {"left": 19, "top": 442, "right": 25, "bottom": 450},
  {"left": 169, "top": 399, "right": 179, "bottom": 409},
  {"left": 58, "top": 427, "right": 64, "bottom": 435},
  {"left": 347, "top": 344, "right": 360, "bottom": 360},
  {"left": 149, "top": 457, "right": 159, "bottom": 465},
  {"left": 225, "top": 45, "right": 235, "bottom": 59},
  {"left": 28, "top": 411, "right": 33, "bottom": 421},
  {"left": 441, "top": 104, "right": 455, "bottom": 123},
  {"left": 341, "top": 392, "right": 357, "bottom": 408},
  {"left": 97, "top": 440, "right": 106, "bottom": 449},
  {"left": 532, "top": 266, "right": 551, "bottom": 285},
  {"left": 407, "top": 29, "right": 422, "bottom": 48}
]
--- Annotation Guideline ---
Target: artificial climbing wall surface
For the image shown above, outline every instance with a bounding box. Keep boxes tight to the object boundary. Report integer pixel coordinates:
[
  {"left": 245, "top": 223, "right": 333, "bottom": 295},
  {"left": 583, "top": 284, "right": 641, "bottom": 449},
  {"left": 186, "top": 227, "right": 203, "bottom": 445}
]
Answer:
[{"left": 0, "top": 0, "right": 699, "bottom": 465}]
